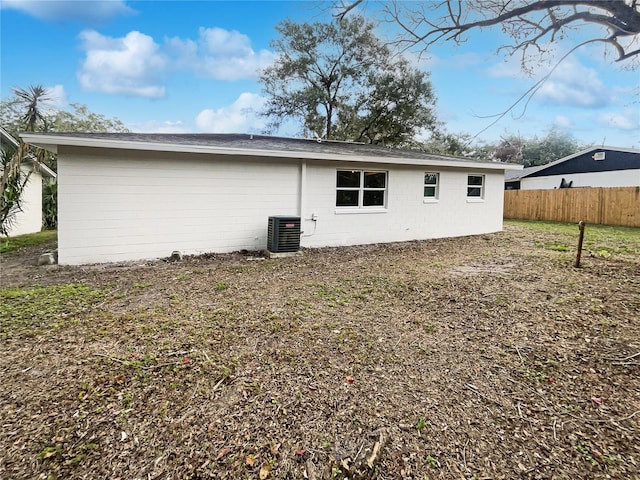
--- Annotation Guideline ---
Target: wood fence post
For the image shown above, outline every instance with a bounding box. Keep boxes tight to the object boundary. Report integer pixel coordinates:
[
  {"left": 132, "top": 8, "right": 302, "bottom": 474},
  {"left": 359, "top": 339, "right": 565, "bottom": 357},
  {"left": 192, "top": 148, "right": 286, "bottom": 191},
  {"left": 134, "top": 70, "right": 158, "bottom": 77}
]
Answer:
[{"left": 575, "top": 221, "right": 586, "bottom": 268}]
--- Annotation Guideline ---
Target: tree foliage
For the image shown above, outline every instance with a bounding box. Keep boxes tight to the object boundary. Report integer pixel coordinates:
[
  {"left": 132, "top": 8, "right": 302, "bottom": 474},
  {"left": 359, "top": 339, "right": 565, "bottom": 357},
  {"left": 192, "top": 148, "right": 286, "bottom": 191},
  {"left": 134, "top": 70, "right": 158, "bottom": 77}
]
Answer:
[
  {"left": 1, "top": 98, "right": 129, "bottom": 139},
  {"left": 1, "top": 85, "right": 129, "bottom": 234},
  {"left": 1, "top": 86, "right": 52, "bottom": 235},
  {"left": 0, "top": 140, "right": 32, "bottom": 236},
  {"left": 13, "top": 85, "right": 52, "bottom": 132},
  {"left": 334, "top": 1, "right": 639, "bottom": 133},
  {"left": 421, "top": 130, "right": 481, "bottom": 157},
  {"left": 336, "top": 1, "right": 640, "bottom": 70},
  {"left": 494, "top": 129, "right": 582, "bottom": 166},
  {"left": 259, "top": 16, "right": 437, "bottom": 145}
]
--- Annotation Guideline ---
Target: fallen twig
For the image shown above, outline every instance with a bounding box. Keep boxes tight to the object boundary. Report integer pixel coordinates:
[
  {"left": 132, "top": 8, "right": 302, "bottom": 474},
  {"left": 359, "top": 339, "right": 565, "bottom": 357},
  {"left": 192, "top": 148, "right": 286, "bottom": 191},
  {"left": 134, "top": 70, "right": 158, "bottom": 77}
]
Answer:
[
  {"left": 367, "top": 430, "right": 386, "bottom": 469},
  {"left": 94, "top": 353, "right": 128, "bottom": 364},
  {"left": 566, "top": 410, "right": 639, "bottom": 424},
  {"left": 166, "top": 349, "right": 195, "bottom": 357}
]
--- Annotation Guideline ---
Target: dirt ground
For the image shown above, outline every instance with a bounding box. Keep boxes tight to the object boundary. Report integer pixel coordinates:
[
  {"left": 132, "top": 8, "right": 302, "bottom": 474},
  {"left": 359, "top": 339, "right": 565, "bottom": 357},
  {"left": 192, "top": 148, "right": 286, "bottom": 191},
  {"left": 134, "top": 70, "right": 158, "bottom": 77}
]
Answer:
[{"left": 1, "top": 223, "right": 639, "bottom": 480}]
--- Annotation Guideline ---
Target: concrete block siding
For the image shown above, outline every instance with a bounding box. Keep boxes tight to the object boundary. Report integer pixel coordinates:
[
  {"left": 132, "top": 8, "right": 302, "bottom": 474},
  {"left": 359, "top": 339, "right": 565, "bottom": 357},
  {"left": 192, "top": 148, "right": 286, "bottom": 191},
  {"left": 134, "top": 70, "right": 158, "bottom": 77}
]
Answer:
[{"left": 57, "top": 147, "right": 504, "bottom": 265}]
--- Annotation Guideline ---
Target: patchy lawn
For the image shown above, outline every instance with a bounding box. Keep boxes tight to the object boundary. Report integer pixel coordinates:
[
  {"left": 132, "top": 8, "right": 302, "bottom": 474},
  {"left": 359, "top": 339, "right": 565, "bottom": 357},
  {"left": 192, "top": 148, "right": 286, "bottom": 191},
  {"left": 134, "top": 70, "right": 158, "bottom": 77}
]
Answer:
[
  {"left": 1, "top": 221, "right": 638, "bottom": 480},
  {"left": 0, "top": 229, "right": 56, "bottom": 254}
]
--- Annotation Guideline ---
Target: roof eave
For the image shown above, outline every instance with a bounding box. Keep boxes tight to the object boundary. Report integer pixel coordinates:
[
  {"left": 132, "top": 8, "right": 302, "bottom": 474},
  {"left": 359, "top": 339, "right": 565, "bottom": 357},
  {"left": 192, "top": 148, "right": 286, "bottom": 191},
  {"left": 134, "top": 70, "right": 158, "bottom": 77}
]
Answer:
[{"left": 20, "top": 133, "right": 522, "bottom": 171}]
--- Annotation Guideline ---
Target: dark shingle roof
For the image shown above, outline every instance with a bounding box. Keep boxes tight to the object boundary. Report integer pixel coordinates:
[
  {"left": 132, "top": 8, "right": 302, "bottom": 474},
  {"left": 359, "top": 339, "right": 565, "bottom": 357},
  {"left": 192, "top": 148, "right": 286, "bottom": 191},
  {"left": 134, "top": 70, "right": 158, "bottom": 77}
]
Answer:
[{"left": 25, "top": 132, "right": 498, "bottom": 165}]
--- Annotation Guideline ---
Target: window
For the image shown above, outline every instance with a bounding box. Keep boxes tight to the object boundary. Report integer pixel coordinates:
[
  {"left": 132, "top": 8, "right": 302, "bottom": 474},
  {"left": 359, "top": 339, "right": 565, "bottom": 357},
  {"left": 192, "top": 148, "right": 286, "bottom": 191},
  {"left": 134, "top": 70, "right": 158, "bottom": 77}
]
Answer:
[
  {"left": 467, "top": 175, "right": 484, "bottom": 198},
  {"left": 424, "top": 173, "right": 439, "bottom": 200},
  {"left": 336, "top": 170, "right": 387, "bottom": 208}
]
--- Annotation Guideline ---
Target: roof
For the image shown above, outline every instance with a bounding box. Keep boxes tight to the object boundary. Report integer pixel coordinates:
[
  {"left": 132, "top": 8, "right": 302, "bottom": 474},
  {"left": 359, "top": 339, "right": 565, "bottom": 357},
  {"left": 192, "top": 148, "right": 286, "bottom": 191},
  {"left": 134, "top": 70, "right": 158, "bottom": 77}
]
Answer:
[
  {"left": 1, "top": 126, "right": 57, "bottom": 178},
  {"left": 505, "top": 146, "right": 639, "bottom": 182},
  {"left": 20, "top": 132, "right": 522, "bottom": 171}
]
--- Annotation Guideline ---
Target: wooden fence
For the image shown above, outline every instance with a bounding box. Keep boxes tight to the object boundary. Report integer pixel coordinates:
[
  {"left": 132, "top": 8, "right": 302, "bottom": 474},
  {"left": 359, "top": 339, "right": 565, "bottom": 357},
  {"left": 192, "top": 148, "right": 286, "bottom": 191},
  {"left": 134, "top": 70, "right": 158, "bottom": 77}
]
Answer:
[{"left": 504, "top": 187, "right": 640, "bottom": 227}]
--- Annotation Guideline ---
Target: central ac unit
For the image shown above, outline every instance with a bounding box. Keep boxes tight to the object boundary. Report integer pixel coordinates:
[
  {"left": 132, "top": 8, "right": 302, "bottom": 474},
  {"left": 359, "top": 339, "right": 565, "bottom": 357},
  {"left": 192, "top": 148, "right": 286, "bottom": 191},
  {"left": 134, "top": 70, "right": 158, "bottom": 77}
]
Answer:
[{"left": 267, "top": 216, "right": 301, "bottom": 253}]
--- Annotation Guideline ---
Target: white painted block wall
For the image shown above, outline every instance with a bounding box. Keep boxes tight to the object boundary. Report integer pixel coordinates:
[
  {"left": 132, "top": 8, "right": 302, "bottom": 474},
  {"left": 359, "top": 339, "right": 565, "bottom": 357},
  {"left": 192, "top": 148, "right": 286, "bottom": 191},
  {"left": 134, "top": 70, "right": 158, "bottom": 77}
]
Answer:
[
  {"left": 57, "top": 147, "right": 506, "bottom": 264},
  {"left": 57, "top": 148, "right": 300, "bottom": 264},
  {"left": 301, "top": 162, "right": 504, "bottom": 248},
  {"left": 6, "top": 167, "right": 43, "bottom": 237}
]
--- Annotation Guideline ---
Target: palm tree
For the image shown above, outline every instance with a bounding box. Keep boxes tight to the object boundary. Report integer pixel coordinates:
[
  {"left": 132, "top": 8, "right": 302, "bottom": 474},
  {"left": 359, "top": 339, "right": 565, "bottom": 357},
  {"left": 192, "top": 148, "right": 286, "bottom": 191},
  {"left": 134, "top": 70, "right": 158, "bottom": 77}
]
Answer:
[
  {"left": 13, "top": 85, "right": 52, "bottom": 131},
  {"left": 1, "top": 85, "right": 51, "bottom": 235},
  {"left": 0, "top": 138, "right": 33, "bottom": 236}
]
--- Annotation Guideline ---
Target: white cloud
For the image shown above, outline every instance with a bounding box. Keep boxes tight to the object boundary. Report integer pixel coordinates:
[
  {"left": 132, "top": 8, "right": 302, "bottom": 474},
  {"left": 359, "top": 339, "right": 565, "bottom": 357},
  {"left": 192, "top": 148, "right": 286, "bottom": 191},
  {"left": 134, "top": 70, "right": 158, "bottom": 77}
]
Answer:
[
  {"left": 75, "top": 26, "right": 273, "bottom": 98},
  {"left": 596, "top": 109, "right": 640, "bottom": 131},
  {"left": 552, "top": 115, "right": 575, "bottom": 129},
  {"left": 488, "top": 54, "right": 611, "bottom": 108},
  {"left": 77, "top": 30, "right": 168, "bottom": 98},
  {"left": 46, "top": 85, "right": 69, "bottom": 111},
  {"left": 2, "top": 0, "right": 134, "bottom": 24},
  {"left": 195, "top": 93, "right": 267, "bottom": 133},
  {"left": 536, "top": 59, "right": 610, "bottom": 108},
  {"left": 166, "top": 27, "right": 274, "bottom": 80}
]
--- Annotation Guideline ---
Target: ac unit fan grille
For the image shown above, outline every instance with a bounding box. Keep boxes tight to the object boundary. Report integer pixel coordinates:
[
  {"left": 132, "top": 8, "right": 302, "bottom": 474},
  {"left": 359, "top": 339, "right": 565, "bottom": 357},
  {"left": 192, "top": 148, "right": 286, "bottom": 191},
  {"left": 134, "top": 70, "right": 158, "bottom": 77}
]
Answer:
[{"left": 267, "top": 216, "right": 301, "bottom": 253}]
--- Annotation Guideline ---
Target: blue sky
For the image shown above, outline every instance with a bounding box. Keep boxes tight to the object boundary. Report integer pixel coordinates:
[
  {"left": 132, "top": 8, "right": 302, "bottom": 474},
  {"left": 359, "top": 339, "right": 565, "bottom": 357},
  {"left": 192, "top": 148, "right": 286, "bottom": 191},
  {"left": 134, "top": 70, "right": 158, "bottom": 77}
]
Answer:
[{"left": 1, "top": 0, "right": 638, "bottom": 148}]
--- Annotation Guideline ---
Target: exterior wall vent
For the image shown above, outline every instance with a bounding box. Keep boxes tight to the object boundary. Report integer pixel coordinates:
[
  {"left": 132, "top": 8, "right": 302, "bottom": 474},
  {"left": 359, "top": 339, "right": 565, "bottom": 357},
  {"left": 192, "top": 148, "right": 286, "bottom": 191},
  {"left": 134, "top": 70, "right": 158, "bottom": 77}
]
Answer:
[
  {"left": 593, "top": 152, "right": 606, "bottom": 161},
  {"left": 267, "top": 216, "right": 301, "bottom": 253}
]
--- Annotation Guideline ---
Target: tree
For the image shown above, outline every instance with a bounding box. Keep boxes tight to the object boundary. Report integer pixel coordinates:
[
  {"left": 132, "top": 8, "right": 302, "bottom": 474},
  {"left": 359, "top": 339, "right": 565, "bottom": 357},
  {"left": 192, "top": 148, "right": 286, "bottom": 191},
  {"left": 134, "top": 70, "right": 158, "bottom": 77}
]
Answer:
[
  {"left": 492, "top": 129, "right": 582, "bottom": 165},
  {"left": 1, "top": 85, "right": 129, "bottom": 233},
  {"left": 1, "top": 86, "right": 51, "bottom": 236},
  {"left": 259, "top": 16, "right": 437, "bottom": 145},
  {"left": 1, "top": 99, "right": 129, "bottom": 140},
  {"left": 48, "top": 103, "right": 129, "bottom": 134},
  {"left": 521, "top": 129, "right": 582, "bottom": 166},
  {"left": 0, "top": 139, "right": 33, "bottom": 236},
  {"left": 13, "top": 85, "right": 52, "bottom": 131},
  {"left": 336, "top": 1, "right": 640, "bottom": 70},
  {"left": 421, "top": 130, "right": 484, "bottom": 157},
  {"left": 493, "top": 134, "right": 525, "bottom": 163},
  {"left": 334, "top": 1, "right": 639, "bottom": 133}
]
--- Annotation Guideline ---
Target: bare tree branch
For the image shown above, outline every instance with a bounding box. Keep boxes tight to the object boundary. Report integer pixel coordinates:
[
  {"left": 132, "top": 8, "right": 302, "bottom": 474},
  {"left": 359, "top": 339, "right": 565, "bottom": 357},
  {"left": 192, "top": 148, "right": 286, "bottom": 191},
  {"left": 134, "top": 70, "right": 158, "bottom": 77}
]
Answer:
[
  {"left": 333, "top": 0, "right": 639, "bottom": 142},
  {"left": 335, "top": 1, "right": 640, "bottom": 66},
  {"left": 470, "top": 38, "right": 606, "bottom": 140},
  {"left": 335, "top": 0, "right": 363, "bottom": 20}
]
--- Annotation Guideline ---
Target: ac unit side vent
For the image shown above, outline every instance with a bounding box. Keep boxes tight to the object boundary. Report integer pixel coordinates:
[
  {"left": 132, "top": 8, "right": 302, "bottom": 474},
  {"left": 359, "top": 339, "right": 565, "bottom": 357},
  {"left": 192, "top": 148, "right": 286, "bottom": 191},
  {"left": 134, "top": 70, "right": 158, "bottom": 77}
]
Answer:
[{"left": 267, "top": 216, "right": 301, "bottom": 253}]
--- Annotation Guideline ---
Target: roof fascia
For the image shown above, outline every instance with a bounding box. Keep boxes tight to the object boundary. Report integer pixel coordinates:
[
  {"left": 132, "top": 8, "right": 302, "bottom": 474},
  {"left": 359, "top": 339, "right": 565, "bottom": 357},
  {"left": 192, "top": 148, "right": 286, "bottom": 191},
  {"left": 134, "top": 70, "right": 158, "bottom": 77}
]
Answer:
[
  {"left": 20, "top": 133, "right": 522, "bottom": 171},
  {"left": 3, "top": 129, "right": 57, "bottom": 178},
  {"left": 1, "top": 126, "right": 19, "bottom": 147}
]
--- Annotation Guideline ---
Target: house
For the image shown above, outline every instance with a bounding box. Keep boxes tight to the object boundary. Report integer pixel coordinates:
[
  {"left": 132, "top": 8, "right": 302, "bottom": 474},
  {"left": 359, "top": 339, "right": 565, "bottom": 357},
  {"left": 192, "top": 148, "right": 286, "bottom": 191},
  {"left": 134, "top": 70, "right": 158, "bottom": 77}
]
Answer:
[
  {"left": 1, "top": 126, "right": 57, "bottom": 236},
  {"left": 505, "top": 146, "right": 640, "bottom": 190},
  {"left": 20, "top": 132, "right": 521, "bottom": 265}
]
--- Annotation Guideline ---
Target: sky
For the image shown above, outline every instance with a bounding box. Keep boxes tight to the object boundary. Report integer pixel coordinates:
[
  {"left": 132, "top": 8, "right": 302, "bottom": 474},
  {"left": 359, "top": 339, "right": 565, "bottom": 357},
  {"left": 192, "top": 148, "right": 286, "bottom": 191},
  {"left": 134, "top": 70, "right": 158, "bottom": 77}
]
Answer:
[{"left": 1, "top": 0, "right": 639, "bottom": 148}]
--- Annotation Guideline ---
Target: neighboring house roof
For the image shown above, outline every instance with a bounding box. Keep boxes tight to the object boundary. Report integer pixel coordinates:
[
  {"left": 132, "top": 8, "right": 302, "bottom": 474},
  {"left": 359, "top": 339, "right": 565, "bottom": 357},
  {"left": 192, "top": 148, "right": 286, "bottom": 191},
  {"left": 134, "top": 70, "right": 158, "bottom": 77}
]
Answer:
[
  {"left": 1, "top": 126, "right": 57, "bottom": 178},
  {"left": 505, "top": 146, "right": 639, "bottom": 182},
  {"left": 505, "top": 164, "right": 547, "bottom": 182},
  {"left": 21, "top": 132, "right": 522, "bottom": 172}
]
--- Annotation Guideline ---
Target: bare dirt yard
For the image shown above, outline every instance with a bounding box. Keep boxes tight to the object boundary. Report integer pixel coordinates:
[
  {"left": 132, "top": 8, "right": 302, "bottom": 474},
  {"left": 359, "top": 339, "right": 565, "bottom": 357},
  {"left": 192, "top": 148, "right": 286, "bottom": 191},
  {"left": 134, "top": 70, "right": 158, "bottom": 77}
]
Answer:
[{"left": 1, "top": 221, "right": 639, "bottom": 480}]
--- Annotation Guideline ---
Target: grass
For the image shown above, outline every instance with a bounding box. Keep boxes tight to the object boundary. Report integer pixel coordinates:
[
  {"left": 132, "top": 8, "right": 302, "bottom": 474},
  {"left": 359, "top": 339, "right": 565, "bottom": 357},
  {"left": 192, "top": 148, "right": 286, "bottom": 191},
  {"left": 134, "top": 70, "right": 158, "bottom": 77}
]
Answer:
[
  {"left": 0, "top": 284, "right": 105, "bottom": 338},
  {"left": 1, "top": 221, "right": 639, "bottom": 480},
  {"left": 505, "top": 220, "right": 640, "bottom": 256},
  {"left": 0, "top": 230, "right": 57, "bottom": 254}
]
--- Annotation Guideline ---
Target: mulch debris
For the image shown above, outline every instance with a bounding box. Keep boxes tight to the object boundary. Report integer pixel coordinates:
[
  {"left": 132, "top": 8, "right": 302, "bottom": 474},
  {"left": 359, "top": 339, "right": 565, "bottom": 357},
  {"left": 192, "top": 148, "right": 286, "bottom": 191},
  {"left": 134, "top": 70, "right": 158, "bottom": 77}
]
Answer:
[{"left": 1, "top": 225, "right": 639, "bottom": 479}]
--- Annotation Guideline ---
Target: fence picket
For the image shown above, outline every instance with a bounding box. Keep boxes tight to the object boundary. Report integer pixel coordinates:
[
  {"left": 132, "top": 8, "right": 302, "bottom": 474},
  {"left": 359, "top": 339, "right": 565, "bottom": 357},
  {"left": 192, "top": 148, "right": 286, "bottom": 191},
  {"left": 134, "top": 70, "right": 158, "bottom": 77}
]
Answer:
[{"left": 504, "top": 187, "right": 640, "bottom": 227}]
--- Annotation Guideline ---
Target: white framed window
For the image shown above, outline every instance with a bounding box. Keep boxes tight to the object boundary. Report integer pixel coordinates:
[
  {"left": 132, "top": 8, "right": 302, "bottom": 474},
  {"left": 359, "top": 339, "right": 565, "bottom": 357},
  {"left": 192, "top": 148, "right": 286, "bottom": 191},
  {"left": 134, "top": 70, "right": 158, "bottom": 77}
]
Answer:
[
  {"left": 336, "top": 170, "right": 387, "bottom": 208},
  {"left": 424, "top": 172, "right": 439, "bottom": 201},
  {"left": 467, "top": 175, "right": 485, "bottom": 199}
]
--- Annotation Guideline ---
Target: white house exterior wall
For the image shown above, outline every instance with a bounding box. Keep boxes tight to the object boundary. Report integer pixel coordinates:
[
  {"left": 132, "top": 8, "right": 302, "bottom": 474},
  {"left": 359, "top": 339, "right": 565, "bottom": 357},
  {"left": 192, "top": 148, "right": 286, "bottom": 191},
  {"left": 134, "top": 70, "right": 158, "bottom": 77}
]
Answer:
[
  {"left": 301, "top": 162, "right": 503, "bottom": 248},
  {"left": 57, "top": 148, "right": 300, "bottom": 265},
  {"left": 57, "top": 147, "right": 505, "bottom": 265},
  {"left": 521, "top": 170, "right": 640, "bottom": 190},
  {"left": 6, "top": 166, "right": 43, "bottom": 237}
]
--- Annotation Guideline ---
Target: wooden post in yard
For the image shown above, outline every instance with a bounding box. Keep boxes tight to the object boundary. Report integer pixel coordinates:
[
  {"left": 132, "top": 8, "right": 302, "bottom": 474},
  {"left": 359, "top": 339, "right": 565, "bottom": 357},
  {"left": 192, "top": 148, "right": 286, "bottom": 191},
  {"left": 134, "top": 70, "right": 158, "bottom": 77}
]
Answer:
[{"left": 575, "top": 221, "right": 586, "bottom": 268}]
